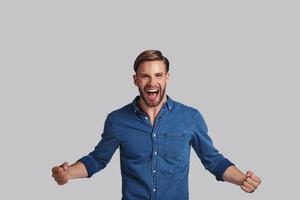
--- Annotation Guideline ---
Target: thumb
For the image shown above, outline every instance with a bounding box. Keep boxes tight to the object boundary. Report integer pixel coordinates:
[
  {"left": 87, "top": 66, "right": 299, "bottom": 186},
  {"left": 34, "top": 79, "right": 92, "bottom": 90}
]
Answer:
[
  {"left": 246, "top": 170, "right": 253, "bottom": 178},
  {"left": 61, "top": 162, "right": 69, "bottom": 171}
]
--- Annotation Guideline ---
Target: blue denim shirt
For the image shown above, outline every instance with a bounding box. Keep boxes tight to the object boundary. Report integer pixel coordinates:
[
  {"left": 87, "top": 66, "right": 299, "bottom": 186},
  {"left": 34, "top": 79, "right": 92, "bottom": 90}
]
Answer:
[{"left": 79, "top": 96, "right": 234, "bottom": 200}]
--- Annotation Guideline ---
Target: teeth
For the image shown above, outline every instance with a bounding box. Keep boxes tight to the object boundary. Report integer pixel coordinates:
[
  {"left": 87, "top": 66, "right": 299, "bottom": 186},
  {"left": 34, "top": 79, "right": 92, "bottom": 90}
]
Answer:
[{"left": 146, "top": 89, "right": 158, "bottom": 92}]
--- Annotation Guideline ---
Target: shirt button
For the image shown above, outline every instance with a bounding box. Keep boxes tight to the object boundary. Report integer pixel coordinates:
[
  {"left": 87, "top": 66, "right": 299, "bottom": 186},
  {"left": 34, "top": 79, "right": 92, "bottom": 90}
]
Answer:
[
  {"left": 153, "top": 170, "right": 156, "bottom": 173},
  {"left": 153, "top": 134, "right": 156, "bottom": 137},
  {"left": 153, "top": 188, "right": 156, "bottom": 192},
  {"left": 145, "top": 117, "right": 148, "bottom": 120},
  {"left": 154, "top": 151, "right": 157, "bottom": 155}
]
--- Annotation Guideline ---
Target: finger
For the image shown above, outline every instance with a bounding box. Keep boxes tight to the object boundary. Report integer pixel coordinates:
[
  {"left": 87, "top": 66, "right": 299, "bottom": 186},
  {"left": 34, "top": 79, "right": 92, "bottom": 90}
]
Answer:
[
  {"left": 243, "top": 180, "right": 255, "bottom": 192},
  {"left": 52, "top": 171, "right": 60, "bottom": 179},
  {"left": 57, "top": 179, "right": 68, "bottom": 185},
  {"left": 57, "top": 181, "right": 64, "bottom": 185},
  {"left": 52, "top": 166, "right": 59, "bottom": 173},
  {"left": 250, "top": 174, "right": 262, "bottom": 183},
  {"left": 53, "top": 170, "right": 67, "bottom": 180},
  {"left": 56, "top": 176, "right": 68, "bottom": 183},
  {"left": 245, "top": 177, "right": 259, "bottom": 190},
  {"left": 241, "top": 184, "right": 252, "bottom": 193},
  {"left": 61, "top": 162, "right": 69, "bottom": 171},
  {"left": 53, "top": 166, "right": 65, "bottom": 174},
  {"left": 246, "top": 170, "right": 253, "bottom": 178},
  {"left": 56, "top": 174, "right": 66, "bottom": 180},
  {"left": 53, "top": 170, "right": 68, "bottom": 182},
  {"left": 52, "top": 170, "right": 66, "bottom": 177},
  {"left": 54, "top": 173, "right": 68, "bottom": 181}
]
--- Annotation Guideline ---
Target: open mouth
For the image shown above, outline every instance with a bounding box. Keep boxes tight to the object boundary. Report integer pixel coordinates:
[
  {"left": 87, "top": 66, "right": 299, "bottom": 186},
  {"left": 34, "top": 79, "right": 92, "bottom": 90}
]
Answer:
[{"left": 145, "top": 89, "right": 159, "bottom": 100}]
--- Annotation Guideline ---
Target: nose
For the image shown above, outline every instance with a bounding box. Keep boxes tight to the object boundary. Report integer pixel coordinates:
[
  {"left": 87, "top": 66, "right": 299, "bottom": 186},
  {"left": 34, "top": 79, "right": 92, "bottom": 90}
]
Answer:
[{"left": 149, "top": 76, "right": 157, "bottom": 86}]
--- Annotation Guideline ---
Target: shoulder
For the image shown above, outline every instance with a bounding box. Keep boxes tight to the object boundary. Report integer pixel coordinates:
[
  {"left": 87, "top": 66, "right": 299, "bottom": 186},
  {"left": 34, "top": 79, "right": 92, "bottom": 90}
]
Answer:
[
  {"left": 106, "top": 102, "right": 133, "bottom": 121},
  {"left": 172, "top": 99, "right": 208, "bottom": 132},
  {"left": 171, "top": 99, "right": 200, "bottom": 115},
  {"left": 171, "top": 98, "right": 207, "bottom": 123}
]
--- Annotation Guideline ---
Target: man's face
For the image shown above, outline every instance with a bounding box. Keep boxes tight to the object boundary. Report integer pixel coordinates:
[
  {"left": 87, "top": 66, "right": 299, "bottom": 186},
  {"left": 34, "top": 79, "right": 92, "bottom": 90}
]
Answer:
[{"left": 133, "top": 60, "right": 169, "bottom": 108}]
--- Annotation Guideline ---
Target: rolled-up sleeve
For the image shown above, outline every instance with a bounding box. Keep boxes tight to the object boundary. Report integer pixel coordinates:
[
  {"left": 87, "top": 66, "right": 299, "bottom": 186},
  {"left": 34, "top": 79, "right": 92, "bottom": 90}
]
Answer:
[
  {"left": 191, "top": 110, "right": 234, "bottom": 181},
  {"left": 78, "top": 115, "right": 120, "bottom": 178}
]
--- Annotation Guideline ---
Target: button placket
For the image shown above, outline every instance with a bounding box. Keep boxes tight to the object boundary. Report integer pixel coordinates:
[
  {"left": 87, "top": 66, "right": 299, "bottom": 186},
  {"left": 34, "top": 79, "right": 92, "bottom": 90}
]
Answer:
[
  {"left": 152, "top": 131, "right": 158, "bottom": 199},
  {"left": 150, "top": 107, "right": 167, "bottom": 200},
  {"left": 151, "top": 112, "right": 164, "bottom": 200}
]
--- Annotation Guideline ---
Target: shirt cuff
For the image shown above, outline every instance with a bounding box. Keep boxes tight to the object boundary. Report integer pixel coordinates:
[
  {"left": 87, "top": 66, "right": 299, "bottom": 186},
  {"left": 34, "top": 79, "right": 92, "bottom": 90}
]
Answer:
[
  {"left": 213, "top": 158, "right": 235, "bottom": 181},
  {"left": 78, "top": 155, "right": 98, "bottom": 178}
]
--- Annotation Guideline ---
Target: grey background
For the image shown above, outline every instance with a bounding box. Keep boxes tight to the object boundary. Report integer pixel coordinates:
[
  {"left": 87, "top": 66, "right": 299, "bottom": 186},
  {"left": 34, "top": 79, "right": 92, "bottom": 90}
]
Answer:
[{"left": 1, "top": 0, "right": 299, "bottom": 199}]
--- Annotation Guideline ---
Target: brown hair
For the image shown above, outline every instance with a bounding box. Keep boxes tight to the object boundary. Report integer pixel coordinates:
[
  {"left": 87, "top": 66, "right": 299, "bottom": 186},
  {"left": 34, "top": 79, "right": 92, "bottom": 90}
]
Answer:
[{"left": 133, "top": 50, "right": 169, "bottom": 72}]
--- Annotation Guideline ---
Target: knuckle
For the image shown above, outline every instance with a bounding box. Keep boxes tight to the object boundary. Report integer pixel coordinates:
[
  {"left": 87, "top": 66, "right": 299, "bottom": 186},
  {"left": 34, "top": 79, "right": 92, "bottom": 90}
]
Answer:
[{"left": 52, "top": 167, "right": 58, "bottom": 172}]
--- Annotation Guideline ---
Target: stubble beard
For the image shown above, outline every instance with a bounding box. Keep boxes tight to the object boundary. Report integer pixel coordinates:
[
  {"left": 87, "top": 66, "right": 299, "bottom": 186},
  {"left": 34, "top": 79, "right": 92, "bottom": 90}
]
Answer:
[{"left": 138, "top": 86, "right": 167, "bottom": 108}]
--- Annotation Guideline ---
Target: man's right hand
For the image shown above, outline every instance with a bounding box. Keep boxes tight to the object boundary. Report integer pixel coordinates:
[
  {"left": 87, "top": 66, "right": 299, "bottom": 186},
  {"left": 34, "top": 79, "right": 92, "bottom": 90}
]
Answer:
[{"left": 52, "top": 162, "right": 69, "bottom": 185}]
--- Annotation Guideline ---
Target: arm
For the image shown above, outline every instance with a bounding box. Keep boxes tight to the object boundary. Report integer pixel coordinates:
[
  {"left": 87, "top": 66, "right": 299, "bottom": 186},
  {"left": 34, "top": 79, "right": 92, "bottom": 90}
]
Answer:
[
  {"left": 223, "top": 165, "right": 246, "bottom": 185},
  {"left": 191, "top": 110, "right": 262, "bottom": 192},
  {"left": 52, "top": 115, "right": 120, "bottom": 185},
  {"left": 68, "top": 161, "right": 88, "bottom": 179},
  {"left": 223, "top": 165, "right": 262, "bottom": 193},
  {"left": 191, "top": 110, "right": 234, "bottom": 181},
  {"left": 52, "top": 161, "right": 88, "bottom": 185}
]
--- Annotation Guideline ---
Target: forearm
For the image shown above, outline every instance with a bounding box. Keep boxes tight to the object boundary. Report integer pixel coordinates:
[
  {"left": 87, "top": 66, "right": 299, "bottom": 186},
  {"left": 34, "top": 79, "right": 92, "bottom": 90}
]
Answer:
[
  {"left": 67, "top": 161, "right": 88, "bottom": 180},
  {"left": 222, "top": 165, "right": 246, "bottom": 186}
]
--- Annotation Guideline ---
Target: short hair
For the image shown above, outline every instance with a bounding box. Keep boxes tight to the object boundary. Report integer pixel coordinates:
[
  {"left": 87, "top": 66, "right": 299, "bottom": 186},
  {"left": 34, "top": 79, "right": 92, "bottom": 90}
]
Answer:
[{"left": 133, "top": 50, "right": 169, "bottom": 72}]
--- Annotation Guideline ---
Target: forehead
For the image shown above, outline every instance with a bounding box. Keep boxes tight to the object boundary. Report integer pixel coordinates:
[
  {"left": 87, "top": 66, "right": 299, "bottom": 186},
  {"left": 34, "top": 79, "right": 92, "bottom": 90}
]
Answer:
[{"left": 137, "top": 60, "right": 167, "bottom": 74}]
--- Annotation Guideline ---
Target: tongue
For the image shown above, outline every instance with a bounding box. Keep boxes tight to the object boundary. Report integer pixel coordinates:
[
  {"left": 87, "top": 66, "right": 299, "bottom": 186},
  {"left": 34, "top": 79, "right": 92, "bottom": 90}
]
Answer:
[{"left": 147, "top": 92, "right": 157, "bottom": 101}]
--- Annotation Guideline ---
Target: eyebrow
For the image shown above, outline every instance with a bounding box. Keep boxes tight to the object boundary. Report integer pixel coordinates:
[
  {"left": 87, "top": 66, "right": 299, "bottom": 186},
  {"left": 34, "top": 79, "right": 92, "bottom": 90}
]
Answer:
[
  {"left": 139, "top": 72, "right": 165, "bottom": 76},
  {"left": 155, "top": 72, "right": 164, "bottom": 76},
  {"left": 138, "top": 73, "right": 150, "bottom": 77}
]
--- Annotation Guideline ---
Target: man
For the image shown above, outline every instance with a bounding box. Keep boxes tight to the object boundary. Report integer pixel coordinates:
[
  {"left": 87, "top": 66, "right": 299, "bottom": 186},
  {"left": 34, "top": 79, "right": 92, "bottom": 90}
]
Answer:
[{"left": 52, "top": 50, "right": 261, "bottom": 199}]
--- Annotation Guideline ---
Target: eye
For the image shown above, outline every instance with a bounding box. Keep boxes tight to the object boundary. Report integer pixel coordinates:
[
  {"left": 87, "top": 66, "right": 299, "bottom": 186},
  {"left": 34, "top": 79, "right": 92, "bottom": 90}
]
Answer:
[
  {"left": 156, "top": 74, "right": 164, "bottom": 79},
  {"left": 141, "top": 75, "right": 149, "bottom": 80}
]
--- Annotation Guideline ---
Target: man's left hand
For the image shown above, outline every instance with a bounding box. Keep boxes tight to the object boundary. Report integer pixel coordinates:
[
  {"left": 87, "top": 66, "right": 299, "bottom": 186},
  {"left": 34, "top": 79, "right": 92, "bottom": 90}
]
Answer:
[{"left": 241, "top": 170, "right": 261, "bottom": 193}]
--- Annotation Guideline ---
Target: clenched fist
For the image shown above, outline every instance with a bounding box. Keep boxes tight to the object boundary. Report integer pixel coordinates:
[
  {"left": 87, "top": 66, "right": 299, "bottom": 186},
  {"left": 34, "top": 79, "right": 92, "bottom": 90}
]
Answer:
[
  {"left": 241, "top": 170, "right": 262, "bottom": 193},
  {"left": 52, "top": 162, "right": 69, "bottom": 185}
]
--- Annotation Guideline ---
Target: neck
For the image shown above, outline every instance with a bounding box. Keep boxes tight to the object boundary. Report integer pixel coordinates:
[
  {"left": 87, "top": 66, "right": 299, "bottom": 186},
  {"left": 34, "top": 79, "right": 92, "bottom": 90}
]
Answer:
[{"left": 138, "top": 95, "right": 167, "bottom": 125}]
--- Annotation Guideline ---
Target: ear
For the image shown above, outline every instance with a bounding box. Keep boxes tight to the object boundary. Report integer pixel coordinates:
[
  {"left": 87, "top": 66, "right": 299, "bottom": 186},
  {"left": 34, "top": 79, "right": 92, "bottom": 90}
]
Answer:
[
  {"left": 165, "top": 72, "right": 170, "bottom": 84},
  {"left": 133, "top": 74, "right": 138, "bottom": 86}
]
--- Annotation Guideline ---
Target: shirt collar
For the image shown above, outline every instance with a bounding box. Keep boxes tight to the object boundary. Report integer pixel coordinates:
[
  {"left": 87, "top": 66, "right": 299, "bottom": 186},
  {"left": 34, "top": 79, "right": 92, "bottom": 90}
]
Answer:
[{"left": 131, "top": 95, "right": 174, "bottom": 113}]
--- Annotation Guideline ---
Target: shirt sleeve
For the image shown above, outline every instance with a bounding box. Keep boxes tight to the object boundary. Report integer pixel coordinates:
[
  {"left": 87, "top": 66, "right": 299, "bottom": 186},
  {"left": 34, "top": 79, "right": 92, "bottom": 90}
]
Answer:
[
  {"left": 78, "top": 115, "right": 120, "bottom": 178},
  {"left": 191, "top": 109, "right": 234, "bottom": 181}
]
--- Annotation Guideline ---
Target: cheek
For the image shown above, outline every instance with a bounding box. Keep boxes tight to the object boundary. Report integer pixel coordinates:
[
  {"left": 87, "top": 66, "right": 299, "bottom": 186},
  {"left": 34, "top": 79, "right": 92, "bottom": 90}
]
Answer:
[
  {"left": 136, "top": 81, "right": 146, "bottom": 88},
  {"left": 159, "top": 80, "right": 167, "bottom": 87}
]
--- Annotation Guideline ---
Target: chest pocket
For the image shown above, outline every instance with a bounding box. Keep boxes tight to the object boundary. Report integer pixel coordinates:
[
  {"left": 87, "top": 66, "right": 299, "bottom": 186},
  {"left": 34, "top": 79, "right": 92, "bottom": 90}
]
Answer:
[{"left": 158, "top": 132, "right": 189, "bottom": 158}]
